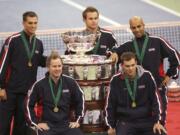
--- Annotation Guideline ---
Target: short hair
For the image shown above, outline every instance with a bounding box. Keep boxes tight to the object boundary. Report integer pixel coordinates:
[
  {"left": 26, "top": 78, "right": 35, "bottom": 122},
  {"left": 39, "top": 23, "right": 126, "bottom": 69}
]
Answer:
[
  {"left": 120, "top": 52, "right": 137, "bottom": 64},
  {"left": 23, "top": 11, "right": 38, "bottom": 21},
  {"left": 46, "top": 50, "right": 63, "bottom": 67},
  {"left": 82, "top": 6, "right": 99, "bottom": 19}
]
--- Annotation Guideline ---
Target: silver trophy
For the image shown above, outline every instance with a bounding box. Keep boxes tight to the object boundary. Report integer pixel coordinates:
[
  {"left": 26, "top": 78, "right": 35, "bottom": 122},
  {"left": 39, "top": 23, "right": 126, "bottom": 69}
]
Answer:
[
  {"left": 61, "top": 30, "right": 114, "bottom": 81},
  {"left": 62, "top": 31, "right": 99, "bottom": 55}
]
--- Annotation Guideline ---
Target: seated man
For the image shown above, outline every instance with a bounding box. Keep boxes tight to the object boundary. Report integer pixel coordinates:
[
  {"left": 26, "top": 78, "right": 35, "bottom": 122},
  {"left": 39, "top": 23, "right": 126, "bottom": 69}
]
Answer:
[
  {"left": 25, "top": 51, "right": 84, "bottom": 135},
  {"left": 105, "top": 52, "right": 166, "bottom": 135}
]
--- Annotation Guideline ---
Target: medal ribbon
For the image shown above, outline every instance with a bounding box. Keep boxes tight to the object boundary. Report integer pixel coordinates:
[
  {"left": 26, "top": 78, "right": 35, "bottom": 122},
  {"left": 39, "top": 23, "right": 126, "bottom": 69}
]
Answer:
[
  {"left": 133, "top": 33, "right": 149, "bottom": 64},
  {"left": 21, "top": 31, "right": 36, "bottom": 63},
  {"left": 49, "top": 77, "right": 62, "bottom": 107},
  {"left": 125, "top": 75, "right": 138, "bottom": 104},
  {"left": 92, "top": 30, "right": 101, "bottom": 54},
  {"left": 92, "top": 37, "right": 100, "bottom": 54}
]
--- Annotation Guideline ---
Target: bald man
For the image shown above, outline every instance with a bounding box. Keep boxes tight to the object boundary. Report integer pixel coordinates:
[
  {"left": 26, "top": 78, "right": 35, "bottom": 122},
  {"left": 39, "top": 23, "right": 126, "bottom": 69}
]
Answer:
[{"left": 110, "top": 16, "right": 180, "bottom": 126}]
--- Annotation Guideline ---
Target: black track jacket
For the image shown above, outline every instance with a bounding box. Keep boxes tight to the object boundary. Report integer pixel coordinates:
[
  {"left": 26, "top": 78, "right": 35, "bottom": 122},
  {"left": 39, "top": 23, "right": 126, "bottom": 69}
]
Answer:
[
  {"left": 26, "top": 74, "right": 84, "bottom": 127},
  {"left": 105, "top": 66, "right": 162, "bottom": 128}
]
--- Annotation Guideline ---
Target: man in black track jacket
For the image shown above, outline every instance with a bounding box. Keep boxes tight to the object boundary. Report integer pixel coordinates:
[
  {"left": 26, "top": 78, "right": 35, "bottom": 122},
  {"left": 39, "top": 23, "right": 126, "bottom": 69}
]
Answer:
[
  {"left": 110, "top": 16, "right": 180, "bottom": 125},
  {"left": 65, "top": 6, "right": 117, "bottom": 56},
  {"left": 106, "top": 52, "right": 166, "bottom": 135},
  {"left": 0, "top": 11, "right": 46, "bottom": 135},
  {"left": 26, "top": 51, "right": 84, "bottom": 135}
]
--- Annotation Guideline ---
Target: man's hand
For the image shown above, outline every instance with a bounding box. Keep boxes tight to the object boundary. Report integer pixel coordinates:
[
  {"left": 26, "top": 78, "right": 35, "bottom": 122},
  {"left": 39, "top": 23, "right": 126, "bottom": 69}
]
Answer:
[
  {"left": 161, "top": 75, "right": 170, "bottom": 86},
  {"left": 109, "top": 52, "right": 119, "bottom": 63},
  {"left": 0, "top": 89, "right": 7, "bottom": 101},
  {"left": 153, "top": 121, "right": 167, "bottom": 135},
  {"left": 69, "top": 122, "right": 80, "bottom": 128},
  {"left": 37, "top": 123, "right": 50, "bottom": 131},
  {"left": 108, "top": 128, "right": 116, "bottom": 135}
]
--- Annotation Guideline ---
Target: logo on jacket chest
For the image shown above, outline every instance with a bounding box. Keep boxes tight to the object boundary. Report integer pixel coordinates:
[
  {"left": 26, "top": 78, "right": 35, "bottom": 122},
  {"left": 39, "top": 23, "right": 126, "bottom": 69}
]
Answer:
[
  {"left": 62, "top": 89, "right": 69, "bottom": 93},
  {"left": 138, "top": 85, "right": 145, "bottom": 89},
  {"left": 100, "top": 45, "right": 107, "bottom": 49},
  {"left": 148, "top": 48, "right": 155, "bottom": 52},
  {"left": 35, "top": 50, "right": 39, "bottom": 54}
]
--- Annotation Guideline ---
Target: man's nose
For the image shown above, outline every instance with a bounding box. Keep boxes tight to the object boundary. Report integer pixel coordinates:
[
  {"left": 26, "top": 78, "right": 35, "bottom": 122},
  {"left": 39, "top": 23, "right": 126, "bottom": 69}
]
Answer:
[
  {"left": 135, "top": 27, "right": 139, "bottom": 31},
  {"left": 129, "top": 66, "right": 133, "bottom": 70}
]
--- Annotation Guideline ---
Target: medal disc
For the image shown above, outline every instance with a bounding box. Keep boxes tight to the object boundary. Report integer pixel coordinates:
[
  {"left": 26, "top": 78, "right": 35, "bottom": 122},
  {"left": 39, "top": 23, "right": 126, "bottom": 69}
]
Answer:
[
  {"left": 132, "top": 102, "right": 136, "bottom": 108},
  {"left": 53, "top": 106, "right": 59, "bottom": 112},
  {"left": 28, "top": 61, "right": 32, "bottom": 67}
]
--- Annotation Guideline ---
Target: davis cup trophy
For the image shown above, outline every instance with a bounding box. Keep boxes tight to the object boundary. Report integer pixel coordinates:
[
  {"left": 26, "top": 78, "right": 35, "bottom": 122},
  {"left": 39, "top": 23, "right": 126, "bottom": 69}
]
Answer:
[
  {"left": 62, "top": 31, "right": 98, "bottom": 55},
  {"left": 61, "top": 31, "right": 114, "bottom": 81},
  {"left": 61, "top": 31, "right": 115, "bottom": 133}
]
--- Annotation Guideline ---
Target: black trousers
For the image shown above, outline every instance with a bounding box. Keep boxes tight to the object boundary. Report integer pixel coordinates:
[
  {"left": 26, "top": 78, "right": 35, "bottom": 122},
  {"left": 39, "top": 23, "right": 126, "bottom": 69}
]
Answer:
[
  {"left": 0, "top": 92, "right": 28, "bottom": 135},
  {"left": 158, "top": 86, "right": 168, "bottom": 126},
  {"left": 38, "top": 123, "right": 84, "bottom": 135},
  {"left": 116, "top": 120, "right": 166, "bottom": 135}
]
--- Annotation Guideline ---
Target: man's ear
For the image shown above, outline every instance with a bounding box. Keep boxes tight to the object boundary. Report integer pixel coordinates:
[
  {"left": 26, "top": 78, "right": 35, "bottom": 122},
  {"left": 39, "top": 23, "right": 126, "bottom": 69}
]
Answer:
[{"left": 120, "top": 63, "right": 124, "bottom": 67}]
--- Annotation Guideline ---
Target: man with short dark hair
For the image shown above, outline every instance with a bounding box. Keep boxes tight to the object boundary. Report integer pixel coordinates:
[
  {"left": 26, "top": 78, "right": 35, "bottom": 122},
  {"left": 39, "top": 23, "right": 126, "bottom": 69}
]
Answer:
[
  {"left": 26, "top": 51, "right": 84, "bottom": 135},
  {"left": 106, "top": 52, "right": 166, "bottom": 135},
  {"left": 0, "top": 11, "right": 46, "bottom": 135},
  {"left": 65, "top": 6, "right": 117, "bottom": 55}
]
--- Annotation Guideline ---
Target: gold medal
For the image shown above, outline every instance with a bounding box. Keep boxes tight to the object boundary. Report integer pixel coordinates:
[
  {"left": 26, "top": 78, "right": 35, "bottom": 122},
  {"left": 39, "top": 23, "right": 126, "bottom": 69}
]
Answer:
[
  {"left": 53, "top": 106, "right": 59, "bottom": 112},
  {"left": 132, "top": 101, "right": 136, "bottom": 108},
  {"left": 28, "top": 61, "right": 32, "bottom": 67}
]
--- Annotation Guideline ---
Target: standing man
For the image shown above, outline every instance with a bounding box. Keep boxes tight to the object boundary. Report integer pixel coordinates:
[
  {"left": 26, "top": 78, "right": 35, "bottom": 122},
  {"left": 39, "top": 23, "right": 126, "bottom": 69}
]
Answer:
[
  {"left": 26, "top": 51, "right": 84, "bottom": 135},
  {"left": 106, "top": 52, "right": 166, "bottom": 135},
  {"left": 110, "top": 16, "right": 180, "bottom": 126},
  {"left": 0, "top": 11, "right": 46, "bottom": 135},
  {"left": 65, "top": 6, "right": 117, "bottom": 55}
]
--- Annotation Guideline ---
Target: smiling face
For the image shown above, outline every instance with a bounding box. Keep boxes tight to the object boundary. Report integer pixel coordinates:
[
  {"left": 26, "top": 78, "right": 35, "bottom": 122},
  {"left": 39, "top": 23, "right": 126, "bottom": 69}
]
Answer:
[
  {"left": 129, "top": 16, "right": 145, "bottom": 38},
  {"left": 23, "top": 16, "right": 38, "bottom": 36},
  {"left": 48, "top": 58, "right": 63, "bottom": 80}
]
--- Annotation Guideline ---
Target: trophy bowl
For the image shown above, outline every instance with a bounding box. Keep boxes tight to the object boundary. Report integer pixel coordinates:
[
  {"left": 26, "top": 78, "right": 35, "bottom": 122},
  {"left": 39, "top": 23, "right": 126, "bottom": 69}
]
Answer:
[
  {"left": 61, "top": 30, "right": 115, "bottom": 81},
  {"left": 61, "top": 31, "right": 99, "bottom": 55},
  {"left": 67, "top": 42, "right": 94, "bottom": 54}
]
